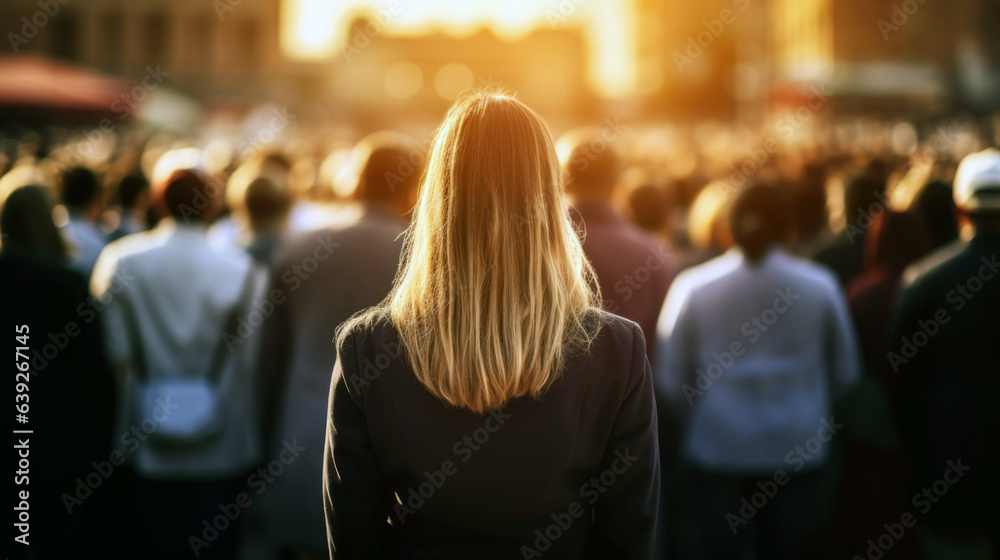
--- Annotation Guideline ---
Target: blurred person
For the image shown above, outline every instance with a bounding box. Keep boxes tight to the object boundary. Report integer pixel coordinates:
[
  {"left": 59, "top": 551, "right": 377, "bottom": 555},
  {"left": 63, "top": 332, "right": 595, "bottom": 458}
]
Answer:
[
  {"left": 901, "top": 180, "right": 967, "bottom": 287},
  {"left": 889, "top": 149, "right": 1000, "bottom": 560},
  {"left": 561, "top": 127, "right": 674, "bottom": 361},
  {"left": 108, "top": 173, "right": 152, "bottom": 242},
  {"left": 793, "top": 162, "right": 831, "bottom": 257},
  {"left": 243, "top": 176, "right": 292, "bottom": 265},
  {"left": 656, "top": 183, "right": 860, "bottom": 560},
  {"left": 254, "top": 131, "right": 421, "bottom": 559},
  {"left": 212, "top": 152, "right": 332, "bottom": 249},
  {"left": 1, "top": 184, "right": 117, "bottom": 558},
  {"left": 813, "top": 172, "right": 888, "bottom": 286},
  {"left": 59, "top": 165, "right": 108, "bottom": 278},
  {"left": 91, "top": 169, "right": 262, "bottom": 560},
  {"left": 825, "top": 211, "right": 931, "bottom": 559},
  {"left": 626, "top": 182, "right": 672, "bottom": 239},
  {"left": 210, "top": 152, "right": 293, "bottom": 248},
  {"left": 325, "top": 93, "right": 659, "bottom": 559},
  {"left": 913, "top": 180, "right": 959, "bottom": 251}
]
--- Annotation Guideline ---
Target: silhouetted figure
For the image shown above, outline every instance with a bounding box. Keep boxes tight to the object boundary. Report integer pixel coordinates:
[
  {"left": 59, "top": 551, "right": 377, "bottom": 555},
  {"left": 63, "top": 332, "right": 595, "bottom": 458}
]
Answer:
[
  {"left": 825, "top": 211, "right": 931, "bottom": 559},
  {"left": 813, "top": 171, "right": 888, "bottom": 286},
  {"left": 890, "top": 149, "right": 1000, "bottom": 560},
  {"left": 1, "top": 184, "right": 116, "bottom": 559}
]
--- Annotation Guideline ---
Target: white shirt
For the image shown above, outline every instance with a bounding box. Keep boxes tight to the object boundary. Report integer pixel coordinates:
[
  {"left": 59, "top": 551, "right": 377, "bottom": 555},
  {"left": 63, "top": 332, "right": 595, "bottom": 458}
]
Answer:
[
  {"left": 62, "top": 211, "right": 107, "bottom": 279},
  {"left": 655, "top": 248, "right": 860, "bottom": 472},
  {"left": 91, "top": 219, "right": 262, "bottom": 479}
]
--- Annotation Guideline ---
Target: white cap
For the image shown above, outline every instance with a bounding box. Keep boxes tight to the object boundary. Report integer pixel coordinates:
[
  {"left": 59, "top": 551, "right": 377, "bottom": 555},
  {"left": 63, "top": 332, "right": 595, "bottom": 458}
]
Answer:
[{"left": 954, "top": 148, "right": 1000, "bottom": 212}]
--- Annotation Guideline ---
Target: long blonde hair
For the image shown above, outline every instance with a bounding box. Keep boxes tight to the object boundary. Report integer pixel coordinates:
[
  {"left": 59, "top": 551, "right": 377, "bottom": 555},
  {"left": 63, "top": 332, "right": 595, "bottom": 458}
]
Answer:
[{"left": 340, "top": 92, "right": 601, "bottom": 413}]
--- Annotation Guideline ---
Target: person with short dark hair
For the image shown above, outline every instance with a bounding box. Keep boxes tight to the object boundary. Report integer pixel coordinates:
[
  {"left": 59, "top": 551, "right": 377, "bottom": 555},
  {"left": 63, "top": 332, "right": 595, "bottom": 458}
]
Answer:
[
  {"left": 91, "top": 168, "right": 260, "bottom": 560},
  {"left": 243, "top": 175, "right": 292, "bottom": 264},
  {"left": 656, "top": 183, "right": 860, "bottom": 560},
  {"left": 889, "top": 149, "right": 1000, "bottom": 559},
  {"left": 59, "top": 166, "right": 108, "bottom": 278},
  {"left": 560, "top": 127, "right": 675, "bottom": 362},
  {"left": 108, "top": 173, "right": 151, "bottom": 242}
]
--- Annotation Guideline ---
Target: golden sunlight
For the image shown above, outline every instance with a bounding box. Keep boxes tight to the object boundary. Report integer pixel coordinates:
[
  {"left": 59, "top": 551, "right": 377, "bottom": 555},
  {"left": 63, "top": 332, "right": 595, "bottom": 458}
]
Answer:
[{"left": 281, "top": 0, "right": 639, "bottom": 97}]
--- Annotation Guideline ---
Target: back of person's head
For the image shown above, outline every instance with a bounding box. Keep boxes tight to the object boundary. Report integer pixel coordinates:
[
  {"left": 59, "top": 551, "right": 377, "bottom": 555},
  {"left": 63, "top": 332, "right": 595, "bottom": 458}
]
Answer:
[
  {"left": 226, "top": 152, "right": 292, "bottom": 220},
  {"left": 865, "top": 211, "right": 931, "bottom": 273},
  {"left": 342, "top": 91, "right": 600, "bottom": 414},
  {"left": 953, "top": 148, "right": 1000, "bottom": 232},
  {"left": 844, "top": 173, "right": 886, "bottom": 229},
  {"left": 244, "top": 176, "right": 291, "bottom": 233},
  {"left": 731, "top": 183, "right": 795, "bottom": 262},
  {"left": 557, "top": 127, "right": 621, "bottom": 200},
  {"left": 914, "top": 180, "right": 958, "bottom": 249},
  {"left": 154, "top": 169, "right": 215, "bottom": 223},
  {"left": 116, "top": 173, "right": 150, "bottom": 210},
  {"left": 60, "top": 166, "right": 101, "bottom": 210},
  {"left": 1, "top": 184, "right": 67, "bottom": 258},
  {"left": 352, "top": 131, "right": 424, "bottom": 207},
  {"left": 626, "top": 183, "right": 669, "bottom": 233}
]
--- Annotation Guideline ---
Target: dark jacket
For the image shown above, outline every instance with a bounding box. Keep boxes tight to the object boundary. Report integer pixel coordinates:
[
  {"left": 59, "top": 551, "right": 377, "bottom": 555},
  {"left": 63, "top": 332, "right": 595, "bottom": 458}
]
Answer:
[
  {"left": 889, "top": 233, "right": 1000, "bottom": 530},
  {"left": 324, "top": 311, "right": 660, "bottom": 559}
]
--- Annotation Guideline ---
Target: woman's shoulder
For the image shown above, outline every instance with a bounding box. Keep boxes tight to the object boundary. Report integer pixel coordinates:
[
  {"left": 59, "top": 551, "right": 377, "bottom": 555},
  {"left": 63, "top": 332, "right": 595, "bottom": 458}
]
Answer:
[
  {"left": 336, "top": 309, "right": 401, "bottom": 355},
  {"left": 594, "top": 309, "right": 644, "bottom": 348},
  {"left": 574, "top": 309, "right": 646, "bottom": 380}
]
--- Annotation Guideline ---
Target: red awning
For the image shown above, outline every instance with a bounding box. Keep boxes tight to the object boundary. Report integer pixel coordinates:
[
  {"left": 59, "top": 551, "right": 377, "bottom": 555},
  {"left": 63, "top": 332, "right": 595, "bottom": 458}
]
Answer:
[{"left": 0, "top": 55, "right": 128, "bottom": 121}]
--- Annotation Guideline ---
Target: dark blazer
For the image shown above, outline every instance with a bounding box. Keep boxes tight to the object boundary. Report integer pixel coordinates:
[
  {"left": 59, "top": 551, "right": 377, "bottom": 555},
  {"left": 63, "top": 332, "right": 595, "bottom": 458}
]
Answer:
[{"left": 323, "top": 311, "right": 660, "bottom": 560}]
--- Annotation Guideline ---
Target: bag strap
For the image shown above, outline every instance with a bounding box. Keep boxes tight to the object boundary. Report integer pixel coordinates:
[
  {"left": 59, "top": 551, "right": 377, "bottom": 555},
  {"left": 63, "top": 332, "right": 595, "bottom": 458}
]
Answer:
[{"left": 205, "top": 265, "right": 258, "bottom": 384}]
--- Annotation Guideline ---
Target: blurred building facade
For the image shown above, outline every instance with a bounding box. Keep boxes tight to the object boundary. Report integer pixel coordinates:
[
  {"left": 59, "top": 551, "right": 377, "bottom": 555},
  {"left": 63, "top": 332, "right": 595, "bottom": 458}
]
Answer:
[
  {"left": 638, "top": 0, "right": 1000, "bottom": 120},
  {"left": 1, "top": 0, "right": 286, "bottom": 107},
  {"left": 2, "top": 0, "right": 998, "bottom": 122}
]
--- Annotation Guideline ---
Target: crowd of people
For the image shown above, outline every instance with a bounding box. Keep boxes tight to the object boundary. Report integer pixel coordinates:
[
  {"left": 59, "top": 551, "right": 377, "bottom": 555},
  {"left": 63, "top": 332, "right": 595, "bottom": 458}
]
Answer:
[{"left": 2, "top": 95, "right": 999, "bottom": 560}]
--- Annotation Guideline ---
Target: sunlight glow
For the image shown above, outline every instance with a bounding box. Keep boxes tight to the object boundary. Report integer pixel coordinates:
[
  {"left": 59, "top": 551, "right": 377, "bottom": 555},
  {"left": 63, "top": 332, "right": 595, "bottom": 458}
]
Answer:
[{"left": 281, "top": 0, "right": 639, "bottom": 97}]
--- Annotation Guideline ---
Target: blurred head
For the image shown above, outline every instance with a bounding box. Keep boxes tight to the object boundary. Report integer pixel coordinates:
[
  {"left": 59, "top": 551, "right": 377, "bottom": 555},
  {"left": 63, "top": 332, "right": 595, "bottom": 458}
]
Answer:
[
  {"left": 116, "top": 173, "right": 150, "bottom": 211},
  {"left": 153, "top": 169, "right": 218, "bottom": 223},
  {"left": 731, "top": 183, "right": 795, "bottom": 262},
  {"left": 342, "top": 92, "right": 600, "bottom": 413},
  {"left": 225, "top": 152, "right": 292, "bottom": 222},
  {"left": 953, "top": 148, "right": 1000, "bottom": 233},
  {"left": 864, "top": 211, "right": 931, "bottom": 273},
  {"left": 244, "top": 176, "right": 291, "bottom": 233},
  {"left": 843, "top": 174, "right": 887, "bottom": 231},
  {"left": 60, "top": 166, "right": 102, "bottom": 215},
  {"left": 352, "top": 131, "right": 424, "bottom": 211},
  {"left": 626, "top": 183, "right": 669, "bottom": 233},
  {"left": 913, "top": 180, "right": 958, "bottom": 249},
  {"left": 1, "top": 184, "right": 67, "bottom": 258},
  {"left": 558, "top": 127, "right": 622, "bottom": 200}
]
